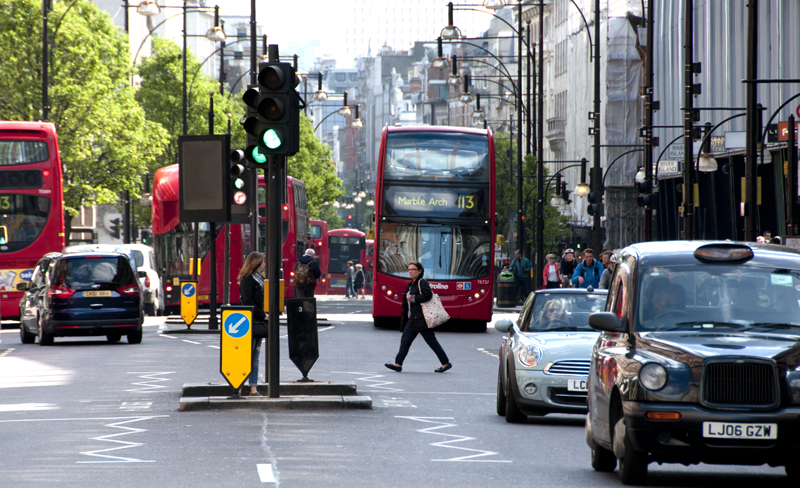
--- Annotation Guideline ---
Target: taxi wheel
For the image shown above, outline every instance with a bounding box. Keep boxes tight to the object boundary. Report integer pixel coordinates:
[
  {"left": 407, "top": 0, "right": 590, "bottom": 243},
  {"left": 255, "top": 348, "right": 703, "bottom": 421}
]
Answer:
[
  {"left": 20, "top": 321, "right": 36, "bottom": 344},
  {"left": 127, "top": 330, "right": 143, "bottom": 344},
  {"left": 505, "top": 382, "right": 527, "bottom": 423},
  {"left": 38, "top": 317, "right": 53, "bottom": 346},
  {"left": 614, "top": 418, "right": 648, "bottom": 485},
  {"left": 496, "top": 363, "right": 506, "bottom": 416}
]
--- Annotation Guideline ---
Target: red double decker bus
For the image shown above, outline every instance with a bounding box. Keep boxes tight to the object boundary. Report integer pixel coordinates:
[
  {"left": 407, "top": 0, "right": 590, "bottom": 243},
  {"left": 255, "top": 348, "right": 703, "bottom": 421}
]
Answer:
[
  {"left": 0, "top": 121, "right": 65, "bottom": 320},
  {"left": 152, "top": 165, "right": 307, "bottom": 313},
  {"left": 309, "top": 219, "right": 329, "bottom": 292},
  {"left": 372, "top": 126, "right": 495, "bottom": 331},
  {"left": 327, "top": 228, "right": 366, "bottom": 296}
]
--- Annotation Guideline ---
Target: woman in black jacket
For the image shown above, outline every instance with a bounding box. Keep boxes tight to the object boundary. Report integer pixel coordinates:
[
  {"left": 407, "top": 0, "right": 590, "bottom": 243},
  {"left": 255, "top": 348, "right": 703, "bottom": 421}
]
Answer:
[
  {"left": 237, "top": 252, "right": 266, "bottom": 396},
  {"left": 385, "top": 261, "right": 452, "bottom": 373}
]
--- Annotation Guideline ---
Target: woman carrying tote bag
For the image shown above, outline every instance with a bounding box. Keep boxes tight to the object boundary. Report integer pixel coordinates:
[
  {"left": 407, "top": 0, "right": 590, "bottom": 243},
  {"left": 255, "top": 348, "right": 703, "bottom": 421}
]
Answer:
[
  {"left": 237, "top": 251, "right": 267, "bottom": 396},
  {"left": 385, "top": 261, "right": 452, "bottom": 373}
]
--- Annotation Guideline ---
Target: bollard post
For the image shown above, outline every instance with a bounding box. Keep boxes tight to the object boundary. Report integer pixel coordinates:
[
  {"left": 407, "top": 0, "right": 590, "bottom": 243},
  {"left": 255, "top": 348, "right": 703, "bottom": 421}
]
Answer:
[{"left": 285, "top": 297, "right": 318, "bottom": 382}]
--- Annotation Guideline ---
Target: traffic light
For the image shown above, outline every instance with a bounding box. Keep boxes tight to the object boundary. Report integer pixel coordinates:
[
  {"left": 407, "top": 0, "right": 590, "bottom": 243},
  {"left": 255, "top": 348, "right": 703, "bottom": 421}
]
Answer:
[
  {"left": 229, "top": 148, "right": 252, "bottom": 224},
  {"left": 587, "top": 190, "right": 604, "bottom": 216},
  {"left": 638, "top": 192, "right": 659, "bottom": 209},
  {"left": 256, "top": 60, "right": 299, "bottom": 157},
  {"left": 636, "top": 175, "right": 650, "bottom": 207},
  {"left": 242, "top": 86, "right": 267, "bottom": 167},
  {"left": 141, "top": 230, "right": 150, "bottom": 245}
]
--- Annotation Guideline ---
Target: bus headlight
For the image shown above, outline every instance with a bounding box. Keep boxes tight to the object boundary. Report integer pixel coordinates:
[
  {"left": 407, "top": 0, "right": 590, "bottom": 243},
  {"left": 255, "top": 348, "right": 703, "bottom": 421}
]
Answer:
[
  {"left": 480, "top": 289, "right": 486, "bottom": 294},
  {"left": 474, "top": 292, "right": 480, "bottom": 298},
  {"left": 381, "top": 285, "right": 387, "bottom": 291}
]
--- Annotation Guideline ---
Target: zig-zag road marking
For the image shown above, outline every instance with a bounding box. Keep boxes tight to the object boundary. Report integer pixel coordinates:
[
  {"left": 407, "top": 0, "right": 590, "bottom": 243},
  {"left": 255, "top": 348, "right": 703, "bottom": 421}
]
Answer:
[
  {"left": 126, "top": 371, "right": 175, "bottom": 393},
  {"left": 398, "top": 416, "right": 512, "bottom": 463},
  {"left": 78, "top": 415, "right": 168, "bottom": 463},
  {"left": 329, "top": 371, "right": 403, "bottom": 392}
]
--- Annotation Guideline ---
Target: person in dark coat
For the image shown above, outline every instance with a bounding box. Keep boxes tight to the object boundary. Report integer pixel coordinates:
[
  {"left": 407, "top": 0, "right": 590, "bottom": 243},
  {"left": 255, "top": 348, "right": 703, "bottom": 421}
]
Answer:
[
  {"left": 237, "top": 251, "right": 267, "bottom": 396},
  {"left": 385, "top": 261, "right": 452, "bottom": 373},
  {"left": 294, "top": 248, "right": 321, "bottom": 297}
]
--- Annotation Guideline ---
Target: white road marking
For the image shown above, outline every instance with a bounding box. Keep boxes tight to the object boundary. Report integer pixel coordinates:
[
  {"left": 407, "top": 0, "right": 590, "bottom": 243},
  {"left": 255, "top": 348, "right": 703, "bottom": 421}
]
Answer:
[
  {"left": 182, "top": 340, "right": 201, "bottom": 345},
  {"left": 477, "top": 347, "right": 499, "bottom": 359},
  {"left": 159, "top": 334, "right": 177, "bottom": 339},
  {"left": 377, "top": 397, "right": 417, "bottom": 408},
  {"left": 398, "top": 416, "right": 512, "bottom": 463},
  {"left": 257, "top": 463, "right": 276, "bottom": 482},
  {"left": 78, "top": 415, "right": 168, "bottom": 463},
  {"left": 120, "top": 402, "right": 152, "bottom": 411},
  {"left": 0, "top": 403, "right": 57, "bottom": 412},
  {"left": 0, "top": 356, "right": 74, "bottom": 388},
  {"left": 208, "top": 345, "right": 220, "bottom": 349},
  {"left": 330, "top": 371, "right": 403, "bottom": 391},
  {"left": 126, "top": 372, "right": 174, "bottom": 393}
]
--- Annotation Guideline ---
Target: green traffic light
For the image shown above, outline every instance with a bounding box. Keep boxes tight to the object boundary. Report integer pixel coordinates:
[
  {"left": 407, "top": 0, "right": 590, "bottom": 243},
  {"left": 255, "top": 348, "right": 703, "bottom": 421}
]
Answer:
[
  {"left": 234, "top": 178, "right": 245, "bottom": 190},
  {"left": 249, "top": 146, "right": 266, "bottom": 164},
  {"left": 262, "top": 128, "right": 283, "bottom": 149}
]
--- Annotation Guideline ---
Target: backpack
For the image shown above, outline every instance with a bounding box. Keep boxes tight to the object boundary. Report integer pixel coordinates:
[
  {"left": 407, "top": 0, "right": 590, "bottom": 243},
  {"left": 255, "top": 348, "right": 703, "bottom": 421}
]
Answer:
[{"left": 294, "top": 261, "right": 314, "bottom": 288}]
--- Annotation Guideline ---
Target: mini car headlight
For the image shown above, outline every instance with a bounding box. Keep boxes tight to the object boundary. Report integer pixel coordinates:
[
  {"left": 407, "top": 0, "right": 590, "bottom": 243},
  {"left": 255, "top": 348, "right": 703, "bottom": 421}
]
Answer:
[
  {"left": 639, "top": 363, "right": 668, "bottom": 390},
  {"left": 517, "top": 344, "right": 542, "bottom": 367}
]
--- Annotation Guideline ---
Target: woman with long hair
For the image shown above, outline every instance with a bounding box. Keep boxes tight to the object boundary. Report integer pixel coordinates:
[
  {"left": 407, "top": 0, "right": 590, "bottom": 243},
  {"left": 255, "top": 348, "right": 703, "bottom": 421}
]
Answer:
[
  {"left": 385, "top": 261, "right": 452, "bottom": 373},
  {"left": 237, "top": 251, "right": 266, "bottom": 396}
]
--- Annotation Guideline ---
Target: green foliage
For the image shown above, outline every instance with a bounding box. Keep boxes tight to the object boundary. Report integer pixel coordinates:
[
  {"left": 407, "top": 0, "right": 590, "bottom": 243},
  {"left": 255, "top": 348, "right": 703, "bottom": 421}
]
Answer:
[
  {"left": 0, "top": 0, "right": 168, "bottom": 223},
  {"left": 286, "top": 113, "right": 343, "bottom": 218}
]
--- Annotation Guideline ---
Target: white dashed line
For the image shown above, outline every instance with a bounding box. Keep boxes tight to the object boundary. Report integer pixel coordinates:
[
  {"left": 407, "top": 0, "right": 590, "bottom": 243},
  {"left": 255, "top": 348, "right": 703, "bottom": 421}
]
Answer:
[
  {"left": 477, "top": 348, "right": 499, "bottom": 359},
  {"left": 208, "top": 345, "right": 220, "bottom": 349},
  {"left": 257, "top": 463, "right": 276, "bottom": 482},
  {"left": 159, "top": 334, "right": 177, "bottom": 339},
  {"left": 182, "top": 340, "right": 201, "bottom": 345}
]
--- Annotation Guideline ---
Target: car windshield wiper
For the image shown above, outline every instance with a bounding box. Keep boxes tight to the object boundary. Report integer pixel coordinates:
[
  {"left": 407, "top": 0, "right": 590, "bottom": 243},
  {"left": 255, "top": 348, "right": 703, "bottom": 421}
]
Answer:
[
  {"left": 664, "top": 321, "right": 746, "bottom": 330},
  {"left": 746, "top": 323, "right": 800, "bottom": 331}
]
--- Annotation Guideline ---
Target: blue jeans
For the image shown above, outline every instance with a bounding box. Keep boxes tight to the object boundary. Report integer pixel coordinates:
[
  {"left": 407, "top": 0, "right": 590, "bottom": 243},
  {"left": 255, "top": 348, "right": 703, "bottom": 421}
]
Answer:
[
  {"left": 247, "top": 337, "right": 263, "bottom": 386},
  {"left": 345, "top": 278, "right": 354, "bottom": 297}
]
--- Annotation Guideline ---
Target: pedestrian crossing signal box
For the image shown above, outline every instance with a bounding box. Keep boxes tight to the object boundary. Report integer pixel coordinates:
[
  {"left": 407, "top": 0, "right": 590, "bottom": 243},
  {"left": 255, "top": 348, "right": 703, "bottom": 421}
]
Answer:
[
  {"left": 180, "top": 281, "right": 198, "bottom": 326},
  {"left": 220, "top": 305, "right": 253, "bottom": 390}
]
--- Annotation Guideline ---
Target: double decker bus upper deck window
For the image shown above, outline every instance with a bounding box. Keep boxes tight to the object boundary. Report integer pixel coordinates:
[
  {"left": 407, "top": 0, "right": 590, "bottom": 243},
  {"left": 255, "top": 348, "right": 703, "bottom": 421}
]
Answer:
[
  {"left": 383, "top": 132, "right": 489, "bottom": 182},
  {"left": 0, "top": 140, "right": 49, "bottom": 166}
]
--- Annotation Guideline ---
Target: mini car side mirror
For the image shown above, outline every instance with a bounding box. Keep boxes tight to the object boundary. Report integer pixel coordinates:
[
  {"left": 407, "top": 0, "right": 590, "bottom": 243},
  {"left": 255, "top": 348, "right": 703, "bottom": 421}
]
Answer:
[
  {"left": 588, "top": 312, "right": 626, "bottom": 332},
  {"left": 16, "top": 282, "right": 28, "bottom": 291},
  {"left": 494, "top": 319, "right": 513, "bottom": 334},
  {"left": 138, "top": 271, "right": 147, "bottom": 279}
]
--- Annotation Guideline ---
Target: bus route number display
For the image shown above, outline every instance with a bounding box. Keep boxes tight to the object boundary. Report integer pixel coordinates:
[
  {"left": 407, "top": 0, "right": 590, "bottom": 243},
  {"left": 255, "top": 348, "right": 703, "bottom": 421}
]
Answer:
[{"left": 385, "top": 187, "right": 486, "bottom": 218}]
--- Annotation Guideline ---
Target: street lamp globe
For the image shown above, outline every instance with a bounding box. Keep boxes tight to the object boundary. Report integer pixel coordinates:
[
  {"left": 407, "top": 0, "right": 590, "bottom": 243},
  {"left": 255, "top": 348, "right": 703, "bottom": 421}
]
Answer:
[
  {"left": 574, "top": 182, "right": 590, "bottom": 197},
  {"left": 354, "top": 196, "right": 362, "bottom": 203},
  {"left": 446, "top": 74, "right": 463, "bottom": 86},
  {"left": 358, "top": 190, "right": 367, "bottom": 198},
  {"left": 634, "top": 167, "right": 646, "bottom": 183},
  {"left": 312, "top": 90, "right": 328, "bottom": 102},
  {"left": 333, "top": 201, "right": 341, "bottom": 208},
  {"left": 431, "top": 57, "right": 450, "bottom": 69},
  {"left": 366, "top": 198, "right": 375, "bottom": 207},
  {"left": 698, "top": 154, "right": 718, "bottom": 172},
  {"left": 136, "top": 0, "right": 160, "bottom": 16},
  {"left": 338, "top": 106, "right": 352, "bottom": 117},
  {"left": 483, "top": 0, "right": 507, "bottom": 10},
  {"left": 550, "top": 194, "right": 565, "bottom": 208},
  {"left": 441, "top": 25, "right": 462, "bottom": 40},
  {"left": 459, "top": 93, "right": 475, "bottom": 104},
  {"left": 471, "top": 109, "right": 486, "bottom": 123},
  {"left": 351, "top": 118, "right": 363, "bottom": 129},
  {"left": 205, "top": 26, "right": 227, "bottom": 42}
]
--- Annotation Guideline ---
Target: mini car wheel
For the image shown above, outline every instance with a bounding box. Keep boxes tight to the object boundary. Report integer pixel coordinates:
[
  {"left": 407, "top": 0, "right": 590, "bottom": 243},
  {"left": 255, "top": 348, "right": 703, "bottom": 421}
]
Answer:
[
  {"left": 38, "top": 317, "right": 53, "bottom": 346},
  {"left": 505, "top": 379, "right": 527, "bottom": 423},
  {"left": 614, "top": 417, "right": 648, "bottom": 485},
  {"left": 20, "top": 321, "right": 36, "bottom": 344},
  {"left": 127, "top": 329, "right": 143, "bottom": 344},
  {"left": 496, "top": 363, "right": 506, "bottom": 416},
  {"left": 107, "top": 334, "right": 122, "bottom": 342}
]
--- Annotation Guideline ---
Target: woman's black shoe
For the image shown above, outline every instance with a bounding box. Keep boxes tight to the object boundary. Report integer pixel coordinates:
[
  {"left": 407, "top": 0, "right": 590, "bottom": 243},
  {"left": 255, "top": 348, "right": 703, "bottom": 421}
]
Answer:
[
  {"left": 434, "top": 363, "right": 452, "bottom": 373},
  {"left": 385, "top": 363, "right": 402, "bottom": 372}
]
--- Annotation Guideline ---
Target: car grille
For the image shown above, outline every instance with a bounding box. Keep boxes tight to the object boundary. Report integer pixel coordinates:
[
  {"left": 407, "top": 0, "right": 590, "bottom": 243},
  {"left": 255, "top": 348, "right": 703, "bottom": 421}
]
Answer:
[
  {"left": 548, "top": 387, "right": 587, "bottom": 406},
  {"left": 544, "top": 359, "right": 591, "bottom": 376},
  {"left": 702, "top": 360, "right": 778, "bottom": 408}
]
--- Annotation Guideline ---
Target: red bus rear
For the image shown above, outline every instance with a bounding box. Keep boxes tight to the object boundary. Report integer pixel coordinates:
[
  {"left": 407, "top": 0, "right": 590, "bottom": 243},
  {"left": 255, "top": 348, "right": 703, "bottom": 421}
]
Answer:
[
  {"left": 372, "top": 126, "right": 495, "bottom": 331},
  {"left": 327, "top": 228, "right": 366, "bottom": 296},
  {"left": 152, "top": 167, "right": 307, "bottom": 313},
  {"left": 0, "top": 121, "right": 65, "bottom": 320},
  {"left": 309, "top": 219, "right": 329, "bottom": 293}
]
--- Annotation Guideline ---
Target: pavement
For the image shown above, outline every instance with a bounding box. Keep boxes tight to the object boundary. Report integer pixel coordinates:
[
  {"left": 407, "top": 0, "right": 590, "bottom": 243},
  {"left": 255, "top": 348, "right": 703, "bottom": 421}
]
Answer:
[{"left": 179, "top": 381, "right": 372, "bottom": 411}]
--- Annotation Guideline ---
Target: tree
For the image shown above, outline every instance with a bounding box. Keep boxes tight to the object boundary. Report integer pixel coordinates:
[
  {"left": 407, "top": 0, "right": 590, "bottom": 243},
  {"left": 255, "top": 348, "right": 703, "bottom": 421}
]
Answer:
[{"left": 0, "top": 0, "right": 168, "bottom": 241}]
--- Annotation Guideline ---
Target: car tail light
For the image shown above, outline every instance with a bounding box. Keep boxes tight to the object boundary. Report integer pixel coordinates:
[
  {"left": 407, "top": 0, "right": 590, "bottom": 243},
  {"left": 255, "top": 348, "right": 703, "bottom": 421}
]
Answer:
[
  {"left": 290, "top": 271, "right": 295, "bottom": 277},
  {"left": 48, "top": 285, "right": 75, "bottom": 298},
  {"left": 117, "top": 284, "right": 140, "bottom": 296},
  {"left": 144, "top": 276, "right": 151, "bottom": 288}
]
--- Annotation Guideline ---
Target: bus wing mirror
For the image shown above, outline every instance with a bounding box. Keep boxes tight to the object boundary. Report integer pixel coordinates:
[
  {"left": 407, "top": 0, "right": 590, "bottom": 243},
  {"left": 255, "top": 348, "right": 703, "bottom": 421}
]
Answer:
[{"left": 17, "top": 282, "right": 29, "bottom": 291}]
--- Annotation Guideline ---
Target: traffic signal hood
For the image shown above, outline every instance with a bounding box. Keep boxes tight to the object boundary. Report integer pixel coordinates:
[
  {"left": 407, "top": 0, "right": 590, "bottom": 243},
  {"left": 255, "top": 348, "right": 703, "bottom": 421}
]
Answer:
[
  {"left": 587, "top": 190, "right": 604, "bottom": 217},
  {"left": 242, "top": 86, "right": 267, "bottom": 167}
]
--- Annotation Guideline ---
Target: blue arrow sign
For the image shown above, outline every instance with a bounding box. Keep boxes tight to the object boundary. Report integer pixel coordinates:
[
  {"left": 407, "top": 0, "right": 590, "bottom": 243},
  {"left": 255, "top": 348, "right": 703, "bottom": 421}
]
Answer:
[
  {"left": 182, "top": 283, "right": 196, "bottom": 297},
  {"left": 224, "top": 312, "right": 250, "bottom": 339}
]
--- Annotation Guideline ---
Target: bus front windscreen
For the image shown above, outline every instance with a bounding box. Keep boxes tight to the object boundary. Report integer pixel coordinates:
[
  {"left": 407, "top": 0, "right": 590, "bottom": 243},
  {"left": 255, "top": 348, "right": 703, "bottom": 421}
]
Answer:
[
  {"left": 382, "top": 131, "right": 489, "bottom": 182},
  {"left": 377, "top": 222, "right": 491, "bottom": 281}
]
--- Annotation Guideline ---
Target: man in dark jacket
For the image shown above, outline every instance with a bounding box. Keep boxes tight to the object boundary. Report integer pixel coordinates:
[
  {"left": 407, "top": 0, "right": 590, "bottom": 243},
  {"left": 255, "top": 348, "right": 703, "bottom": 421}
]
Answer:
[{"left": 295, "top": 249, "right": 321, "bottom": 297}]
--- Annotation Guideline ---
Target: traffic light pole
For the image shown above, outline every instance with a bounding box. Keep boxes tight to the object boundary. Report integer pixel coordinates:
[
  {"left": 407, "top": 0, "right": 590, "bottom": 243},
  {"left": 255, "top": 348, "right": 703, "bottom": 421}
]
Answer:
[{"left": 267, "top": 155, "right": 282, "bottom": 398}]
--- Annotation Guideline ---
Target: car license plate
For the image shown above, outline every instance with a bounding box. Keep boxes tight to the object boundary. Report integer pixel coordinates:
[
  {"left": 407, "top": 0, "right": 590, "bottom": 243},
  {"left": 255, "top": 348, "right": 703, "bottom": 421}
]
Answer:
[
  {"left": 84, "top": 290, "right": 111, "bottom": 297},
  {"left": 567, "top": 379, "right": 588, "bottom": 392},
  {"left": 702, "top": 422, "right": 777, "bottom": 440}
]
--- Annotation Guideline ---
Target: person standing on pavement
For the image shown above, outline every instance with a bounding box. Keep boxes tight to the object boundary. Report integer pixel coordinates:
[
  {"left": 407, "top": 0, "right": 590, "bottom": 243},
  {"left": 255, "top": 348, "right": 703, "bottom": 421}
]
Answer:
[
  {"left": 354, "top": 263, "right": 366, "bottom": 299},
  {"left": 543, "top": 254, "right": 561, "bottom": 288},
  {"left": 510, "top": 249, "right": 532, "bottom": 304},
  {"left": 237, "top": 252, "right": 266, "bottom": 397},
  {"left": 385, "top": 261, "right": 452, "bottom": 373},
  {"left": 598, "top": 251, "right": 615, "bottom": 289},
  {"left": 572, "top": 248, "right": 602, "bottom": 289},
  {"left": 345, "top": 260, "right": 355, "bottom": 299},
  {"left": 560, "top": 249, "right": 576, "bottom": 288},
  {"left": 294, "top": 248, "right": 321, "bottom": 298}
]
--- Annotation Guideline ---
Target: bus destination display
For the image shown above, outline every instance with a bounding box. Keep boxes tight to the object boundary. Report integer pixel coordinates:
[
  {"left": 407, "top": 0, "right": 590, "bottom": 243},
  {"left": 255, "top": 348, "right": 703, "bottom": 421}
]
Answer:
[{"left": 384, "top": 187, "right": 486, "bottom": 218}]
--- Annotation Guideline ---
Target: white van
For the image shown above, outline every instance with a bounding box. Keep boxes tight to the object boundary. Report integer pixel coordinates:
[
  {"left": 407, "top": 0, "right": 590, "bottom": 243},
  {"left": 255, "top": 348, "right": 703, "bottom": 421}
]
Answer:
[{"left": 120, "top": 244, "right": 163, "bottom": 316}]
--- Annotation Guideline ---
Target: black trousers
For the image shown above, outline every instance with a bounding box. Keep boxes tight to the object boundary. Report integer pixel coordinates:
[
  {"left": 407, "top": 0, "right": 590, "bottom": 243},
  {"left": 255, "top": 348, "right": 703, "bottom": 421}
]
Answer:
[
  {"left": 294, "top": 285, "right": 315, "bottom": 298},
  {"left": 394, "top": 323, "right": 449, "bottom": 366}
]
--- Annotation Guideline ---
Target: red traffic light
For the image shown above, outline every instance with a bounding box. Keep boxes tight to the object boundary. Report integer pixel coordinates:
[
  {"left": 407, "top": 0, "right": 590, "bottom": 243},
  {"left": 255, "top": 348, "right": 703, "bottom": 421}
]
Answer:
[{"left": 347, "top": 215, "right": 352, "bottom": 220}]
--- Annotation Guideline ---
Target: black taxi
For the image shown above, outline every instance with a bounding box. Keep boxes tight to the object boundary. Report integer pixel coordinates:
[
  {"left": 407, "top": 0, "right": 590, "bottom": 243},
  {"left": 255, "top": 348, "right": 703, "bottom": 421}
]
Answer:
[{"left": 585, "top": 241, "right": 800, "bottom": 484}]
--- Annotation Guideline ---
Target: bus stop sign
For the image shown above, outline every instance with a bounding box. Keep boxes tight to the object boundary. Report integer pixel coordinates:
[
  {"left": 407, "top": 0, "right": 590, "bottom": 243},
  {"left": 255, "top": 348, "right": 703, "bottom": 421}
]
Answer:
[
  {"left": 180, "top": 281, "right": 198, "bottom": 326},
  {"left": 220, "top": 306, "right": 253, "bottom": 389}
]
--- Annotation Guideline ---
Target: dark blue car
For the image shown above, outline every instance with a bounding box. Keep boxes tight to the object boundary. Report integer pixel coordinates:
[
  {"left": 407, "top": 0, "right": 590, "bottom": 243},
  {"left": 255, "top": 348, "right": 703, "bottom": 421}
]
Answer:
[{"left": 19, "top": 251, "right": 144, "bottom": 345}]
